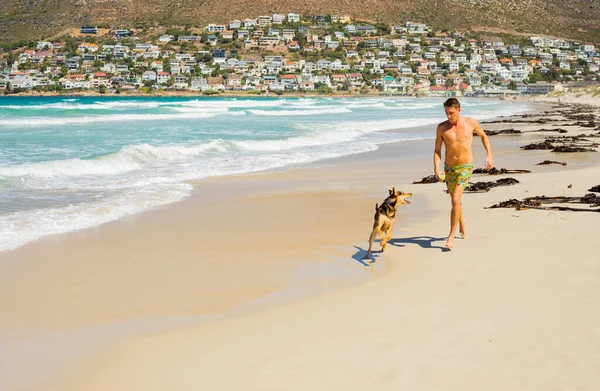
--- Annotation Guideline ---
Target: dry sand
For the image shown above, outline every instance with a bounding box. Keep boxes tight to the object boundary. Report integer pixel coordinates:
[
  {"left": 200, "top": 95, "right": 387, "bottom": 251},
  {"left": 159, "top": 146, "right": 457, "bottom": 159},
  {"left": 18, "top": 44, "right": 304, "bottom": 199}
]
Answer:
[{"left": 2, "top": 101, "right": 600, "bottom": 391}]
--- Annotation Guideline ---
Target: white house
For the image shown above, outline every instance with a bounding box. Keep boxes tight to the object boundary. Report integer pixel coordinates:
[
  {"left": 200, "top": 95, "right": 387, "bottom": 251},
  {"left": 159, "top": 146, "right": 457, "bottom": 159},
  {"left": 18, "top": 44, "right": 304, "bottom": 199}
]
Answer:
[
  {"left": 583, "top": 44, "right": 595, "bottom": 53},
  {"left": 36, "top": 41, "right": 52, "bottom": 50},
  {"left": 257, "top": 16, "right": 272, "bottom": 27},
  {"left": 272, "top": 14, "right": 285, "bottom": 24},
  {"left": 243, "top": 19, "right": 257, "bottom": 28},
  {"left": 287, "top": 13, "right": 300, "bottom": 23},
  {"left": 206, "top": 24, "right": 226, "bottom": 33},
  {"left": 173, "top": 75, "right": 189, "bottom": 89},
  {"left": 101, "top": 63, "right": 116, "bottom": 73},
  {"left": 156, "top": 72, "right": 170, "bottom": 84},
  {"left": 142, "top": 70, "right": 157, "bottom": 81}
]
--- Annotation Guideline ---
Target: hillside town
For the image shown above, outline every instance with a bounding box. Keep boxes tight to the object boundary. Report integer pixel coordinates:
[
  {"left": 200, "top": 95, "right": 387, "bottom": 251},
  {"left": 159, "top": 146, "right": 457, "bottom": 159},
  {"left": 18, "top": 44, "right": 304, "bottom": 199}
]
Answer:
[{"left": 1, "top": 14, "right": 599, "bottom": 97}]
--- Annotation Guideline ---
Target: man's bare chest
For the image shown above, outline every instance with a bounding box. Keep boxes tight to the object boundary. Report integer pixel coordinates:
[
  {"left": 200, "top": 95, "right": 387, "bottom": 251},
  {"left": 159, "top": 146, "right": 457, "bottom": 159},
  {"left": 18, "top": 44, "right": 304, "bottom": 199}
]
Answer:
[{"left": 443, "top": 125, "right": 473, "bottom": 143}]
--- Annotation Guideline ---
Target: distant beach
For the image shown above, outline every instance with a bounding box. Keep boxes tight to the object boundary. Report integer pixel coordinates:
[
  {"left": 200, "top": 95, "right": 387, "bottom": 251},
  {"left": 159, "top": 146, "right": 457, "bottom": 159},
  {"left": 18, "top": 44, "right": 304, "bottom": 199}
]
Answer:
[{"left": 2, "top": 96, "right": 600, "bottom": 391}]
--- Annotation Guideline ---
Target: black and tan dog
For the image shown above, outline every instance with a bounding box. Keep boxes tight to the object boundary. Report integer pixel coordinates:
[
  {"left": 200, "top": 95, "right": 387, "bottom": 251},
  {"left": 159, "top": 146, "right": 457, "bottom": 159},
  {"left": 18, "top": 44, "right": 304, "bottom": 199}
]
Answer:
[{"left": 363, "top": 187, "right": 412, "bottom": 260}]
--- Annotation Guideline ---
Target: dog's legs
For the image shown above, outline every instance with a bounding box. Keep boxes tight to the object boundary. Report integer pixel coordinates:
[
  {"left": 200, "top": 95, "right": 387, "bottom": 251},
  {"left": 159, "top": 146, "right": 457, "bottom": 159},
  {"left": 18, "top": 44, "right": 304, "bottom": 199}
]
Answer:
[
  {"left": 363, "top": 227, "right": 378, "bottom": 260},
  {"left": 377, "top": 226, "right": 387, "bottom": 251},
  {"left": 385, "top": 226, "right": 394, "bottom": 250}
]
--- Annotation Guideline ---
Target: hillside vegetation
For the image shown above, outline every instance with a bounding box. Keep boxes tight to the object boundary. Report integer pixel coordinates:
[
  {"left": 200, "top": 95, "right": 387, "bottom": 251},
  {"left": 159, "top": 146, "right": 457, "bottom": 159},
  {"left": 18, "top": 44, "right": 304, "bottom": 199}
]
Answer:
[{"left": 2, "top": 0, "right": 600, "bottom": 47}]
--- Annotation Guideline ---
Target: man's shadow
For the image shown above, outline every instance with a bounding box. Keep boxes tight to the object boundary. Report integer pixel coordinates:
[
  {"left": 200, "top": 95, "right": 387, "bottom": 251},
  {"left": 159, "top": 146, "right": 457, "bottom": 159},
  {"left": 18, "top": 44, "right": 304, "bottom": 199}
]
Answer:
[
  {"left": 353, "top": 236, "right": 449, "bottom": 265},
  {"left": 389, "top": 236, "right": 450, "bottom": 252}
]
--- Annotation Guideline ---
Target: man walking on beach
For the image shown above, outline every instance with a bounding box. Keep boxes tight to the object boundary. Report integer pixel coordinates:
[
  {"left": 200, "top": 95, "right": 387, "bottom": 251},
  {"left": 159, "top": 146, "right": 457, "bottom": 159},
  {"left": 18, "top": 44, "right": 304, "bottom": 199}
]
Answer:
[{"left": 433, "top": 98, "right": 494, "bottom": 249}]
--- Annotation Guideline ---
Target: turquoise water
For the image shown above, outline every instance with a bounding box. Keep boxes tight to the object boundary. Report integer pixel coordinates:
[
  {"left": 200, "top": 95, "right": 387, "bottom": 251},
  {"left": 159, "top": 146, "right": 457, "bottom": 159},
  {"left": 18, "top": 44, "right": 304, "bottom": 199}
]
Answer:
[{"left": 0, "top": 96, "right": 531, "bottom": 251}]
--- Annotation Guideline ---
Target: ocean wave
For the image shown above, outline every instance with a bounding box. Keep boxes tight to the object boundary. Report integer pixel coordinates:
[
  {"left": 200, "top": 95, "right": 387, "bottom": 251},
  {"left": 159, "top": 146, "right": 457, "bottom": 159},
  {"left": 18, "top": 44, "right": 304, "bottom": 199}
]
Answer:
[
  {"left": 169, "top": 107, "right": 232, "bottom": 114},
  {"left": 344, "top": 102, "right": 387, "bottom": 109},
  {"left": 0, "top": 111, "right": 230, "bottom": 126},
  {"left": 169, "top": 99, "right": 287, "bottom": 108},
  {"left": 292, "top": 117, "right": 439, "bottom": 135},
  {"left": 0, "top": 101, "right": 163, "bottom": 111},
  {"left": 247, "top": 107, "right": 352, "bottom": 116},
  {"left": 0, "top": 182, "right": 192, "bottom": 252},
  {"left": 0, "top": 141, "right": 232, "bottom": 179},
  {"left": 389, "top": 102, "right": 439, "bottom": 110}
]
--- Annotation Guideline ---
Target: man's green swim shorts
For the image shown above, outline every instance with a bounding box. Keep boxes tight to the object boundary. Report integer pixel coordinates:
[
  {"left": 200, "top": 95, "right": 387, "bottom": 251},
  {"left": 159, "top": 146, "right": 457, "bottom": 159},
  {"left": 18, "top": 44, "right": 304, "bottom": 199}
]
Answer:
[{"left": 444, "top": 163, "right": 474, "bottom": 191}]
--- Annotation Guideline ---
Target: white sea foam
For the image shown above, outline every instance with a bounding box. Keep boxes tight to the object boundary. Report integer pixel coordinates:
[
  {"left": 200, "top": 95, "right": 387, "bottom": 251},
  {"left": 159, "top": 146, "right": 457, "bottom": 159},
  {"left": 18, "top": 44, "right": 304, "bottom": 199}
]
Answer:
[
  {"left": 0, "top": 101, "right": 163, "bottom": 111},
  {"left": 0, "top": 182, "right": 192, "bottom": 252},
  {"left": 288, "top": 99, "right": 317, "bottom": 106},
  {"left": 344, "top": 102, "right": 387, "bottom": 109},
  {"left": 0, "top": 141, "right": 230, "bottom": 179},
  {"left": 247, "top": 107, "right": 352, "bottom": 116},
  {"left": 0, "top": 111, "right": 232, "bottom": 126},
  {"left": 169, "top": 107, "right": 232, "bottom": 114},
  {"left": 171, "top": 99, "right": 287, "bottom": 108}
]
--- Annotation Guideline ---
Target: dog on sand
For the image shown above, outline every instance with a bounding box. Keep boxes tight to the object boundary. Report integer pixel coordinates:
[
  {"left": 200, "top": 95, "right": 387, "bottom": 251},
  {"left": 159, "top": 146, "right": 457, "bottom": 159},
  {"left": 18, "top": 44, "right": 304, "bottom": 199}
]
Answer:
[{"left": 363, "top": 187, "right": 412, "bottom": 261}]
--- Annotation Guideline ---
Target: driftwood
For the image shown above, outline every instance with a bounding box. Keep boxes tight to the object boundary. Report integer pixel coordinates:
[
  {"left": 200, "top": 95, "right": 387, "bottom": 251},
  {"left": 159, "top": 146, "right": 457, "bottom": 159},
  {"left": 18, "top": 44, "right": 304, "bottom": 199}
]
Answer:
[
  {"left": 472, "top": 167, "right": 531, "bottom": 175},
  {"left": 412, "top": 175, "right": 439, "bottom": 184},
  {"left": 590, "top": 185, "right": 600, "bottom": 193},
  {"left": 465, "top": 177, "right": 519, "bottom": 193},
  {"left": 536, "top": 160, "right": 567, "bottom": 166},
  {"left": 487, "top": 193, "right": 600, "bottom": 212}
]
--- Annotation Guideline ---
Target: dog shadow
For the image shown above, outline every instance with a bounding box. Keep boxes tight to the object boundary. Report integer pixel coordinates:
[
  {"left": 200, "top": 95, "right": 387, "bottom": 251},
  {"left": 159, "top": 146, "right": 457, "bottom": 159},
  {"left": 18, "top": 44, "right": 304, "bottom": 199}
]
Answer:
[
  {"left": 351, "top": 246, "right": 376, "bottom": 266},
  {"left": 388, "top": 236, "right": 450, "bottom": 252},
  {"left": 353, "top": 236, "right": 449, "bottom": 265}
]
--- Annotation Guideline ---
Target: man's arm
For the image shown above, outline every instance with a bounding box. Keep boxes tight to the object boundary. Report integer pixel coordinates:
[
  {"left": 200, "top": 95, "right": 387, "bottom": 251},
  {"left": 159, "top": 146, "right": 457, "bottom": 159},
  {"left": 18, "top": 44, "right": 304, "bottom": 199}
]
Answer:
[
  {"left": 433, "top": 124, "right": 444, "bottom": 181},
  {"left": 472, "top": 119, "right": 494, "bottom": 169}
]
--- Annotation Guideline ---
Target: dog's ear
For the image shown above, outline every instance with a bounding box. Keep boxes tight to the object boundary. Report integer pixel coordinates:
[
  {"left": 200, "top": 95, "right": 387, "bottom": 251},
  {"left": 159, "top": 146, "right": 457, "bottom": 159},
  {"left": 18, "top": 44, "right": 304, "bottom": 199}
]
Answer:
[
  {"left": 388, "top": 188, "right": 393, "bottom": 195},
  {"left": 391, "top": 187, "right": 396, "bottom": 195}
]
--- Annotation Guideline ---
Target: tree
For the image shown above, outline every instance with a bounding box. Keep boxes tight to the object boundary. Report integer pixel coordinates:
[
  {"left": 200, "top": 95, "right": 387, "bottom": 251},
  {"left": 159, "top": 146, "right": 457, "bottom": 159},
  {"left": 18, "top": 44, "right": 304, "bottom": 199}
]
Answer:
[
  {"left": 316, "top": 84, "right": 333, "bottom": 94},
  {"left": 375, "top": 23, "right": 391, "bottom": 35}
]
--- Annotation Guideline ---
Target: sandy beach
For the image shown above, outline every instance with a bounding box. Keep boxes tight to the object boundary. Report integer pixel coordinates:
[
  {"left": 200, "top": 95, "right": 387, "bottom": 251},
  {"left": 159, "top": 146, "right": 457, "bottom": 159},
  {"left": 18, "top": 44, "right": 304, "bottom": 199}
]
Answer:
[{"left": 2, "top": 99, "right": 600, "bottom": 390}]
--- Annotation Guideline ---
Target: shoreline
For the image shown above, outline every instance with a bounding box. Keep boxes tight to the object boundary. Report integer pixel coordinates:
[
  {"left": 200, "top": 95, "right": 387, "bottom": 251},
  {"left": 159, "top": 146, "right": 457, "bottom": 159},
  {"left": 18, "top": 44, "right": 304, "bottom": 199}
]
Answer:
[
  {"left": 3, "top": 99, "right": 600, "bottom": 390},
  {"left": 0, "top": 91, "right": 528, "bottom": 100},
  {"left": 0, "top": 96, "right": 532, "bottom": 253}
]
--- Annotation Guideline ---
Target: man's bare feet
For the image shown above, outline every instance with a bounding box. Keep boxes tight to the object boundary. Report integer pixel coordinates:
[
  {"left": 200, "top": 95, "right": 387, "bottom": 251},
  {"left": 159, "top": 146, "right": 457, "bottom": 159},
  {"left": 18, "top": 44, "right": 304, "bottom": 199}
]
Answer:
[
  {"left": 459, "top": 223, "right": 466, "bottom": 239},
  {"left": 446, "top": 236, "right": 454, "bottom": 249}
]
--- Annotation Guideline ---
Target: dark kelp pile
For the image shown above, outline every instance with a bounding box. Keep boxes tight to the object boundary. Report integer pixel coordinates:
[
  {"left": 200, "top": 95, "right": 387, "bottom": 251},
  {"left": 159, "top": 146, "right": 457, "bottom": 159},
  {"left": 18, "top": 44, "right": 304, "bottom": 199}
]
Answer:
[
  {"left": 481, "top": 118, "right": 552, "bottom": 124},
  {"left": 413, "top": 167, "right": 529, "bottom": 186},
  {"left": 520, "top": 134, "right": 599, "bottom": 153},
  {"left": 412, "top": 175, "right": 439, "bottom": 184},
  {"left": 484, "top": 128, "right": 522, "bottom": 136},
  {"left": 482, "top": 128, "right": 568, "bottom": 136},
  {"left": 487, "top": 193, "right": 600, "bottom": 212},
  {"left": 465, "top": 178, "right": 520, "bottom": 193},
  {"left": 536, "top": 160, "right": 567, "bottom": 166},
  {"left": 472, "top": 167, "right": 531, "bottom": 175}
]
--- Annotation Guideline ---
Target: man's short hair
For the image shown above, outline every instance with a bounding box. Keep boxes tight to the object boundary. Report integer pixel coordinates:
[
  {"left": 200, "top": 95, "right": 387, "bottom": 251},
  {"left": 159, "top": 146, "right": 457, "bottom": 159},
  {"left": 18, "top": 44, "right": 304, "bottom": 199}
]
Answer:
[{"left": 443, "top": 98, "right": 461, "bottom": 109}]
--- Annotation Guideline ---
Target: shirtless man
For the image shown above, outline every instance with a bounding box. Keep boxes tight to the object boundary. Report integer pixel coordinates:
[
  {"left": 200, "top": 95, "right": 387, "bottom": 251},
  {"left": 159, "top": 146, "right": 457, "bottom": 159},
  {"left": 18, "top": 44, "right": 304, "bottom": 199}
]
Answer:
[{"left": 433, "top": 98, "right": 494, "bottom": 249}]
